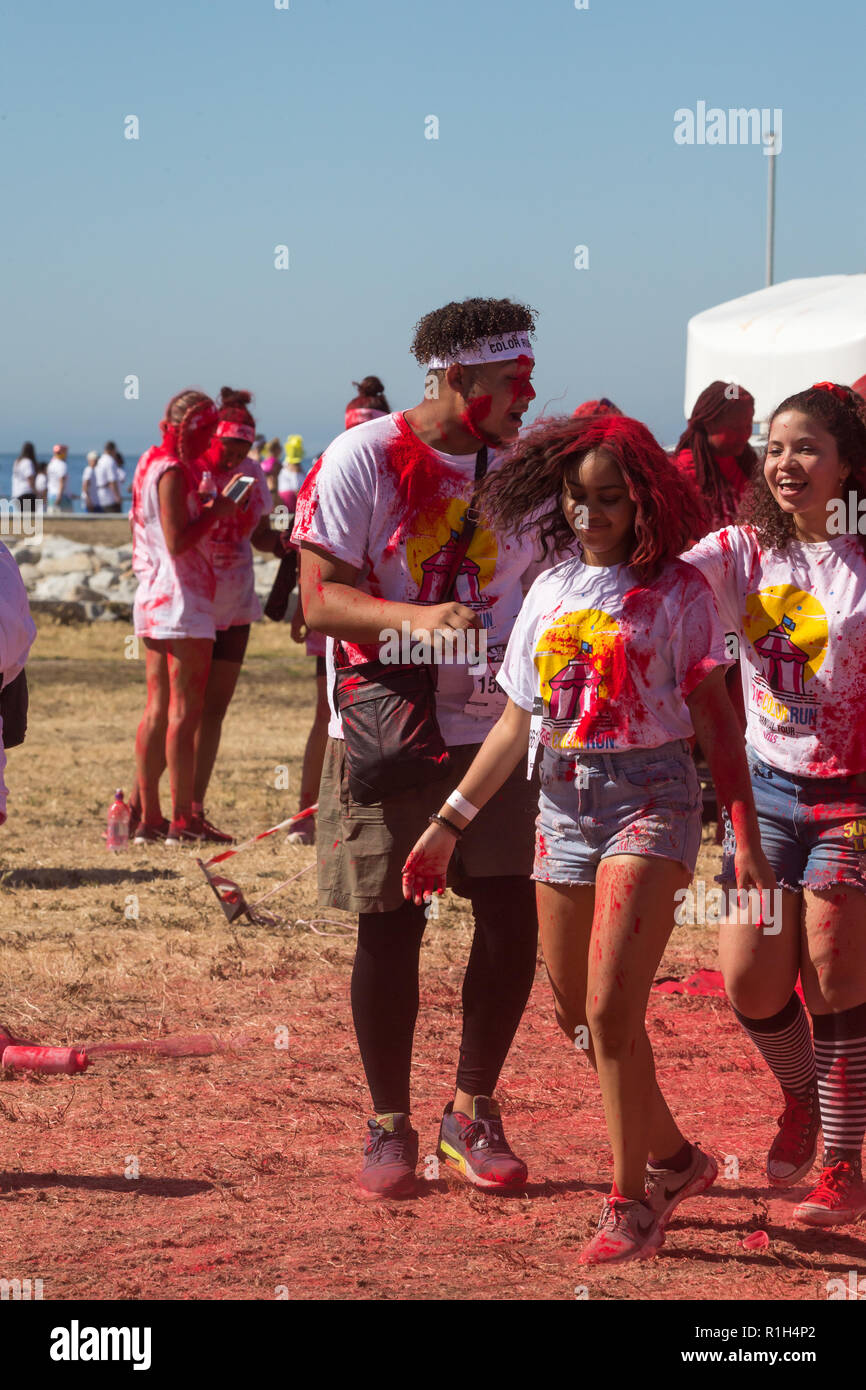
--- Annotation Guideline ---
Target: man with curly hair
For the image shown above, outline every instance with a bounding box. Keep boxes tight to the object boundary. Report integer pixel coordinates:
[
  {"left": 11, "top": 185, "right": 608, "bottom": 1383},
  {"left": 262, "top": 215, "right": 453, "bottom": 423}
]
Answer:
[{"left": 293, "top": 297, "right": 543, "bottom": 1198}]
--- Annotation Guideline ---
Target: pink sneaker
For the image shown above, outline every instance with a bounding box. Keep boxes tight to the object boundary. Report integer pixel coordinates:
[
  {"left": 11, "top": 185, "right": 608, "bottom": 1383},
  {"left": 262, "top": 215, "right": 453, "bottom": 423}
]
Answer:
[{"left": 579, "top": 1195, "right": 664, "bottom": 1265}]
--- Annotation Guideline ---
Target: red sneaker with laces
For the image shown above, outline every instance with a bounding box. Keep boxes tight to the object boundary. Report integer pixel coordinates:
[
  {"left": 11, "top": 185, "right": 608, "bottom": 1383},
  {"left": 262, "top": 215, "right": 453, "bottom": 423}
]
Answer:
[
  {"left": 164, "top": 815, "right": 205, "bottom": 846},
  {"left": 767, "top": 1087, "right": 820, "bottom": 1188},
  {"left": 199, "top": 813, "right": 234, "bottom": 845},
  {"left": 793, "top": 1161, "right": 866, "bottom": 1226}
]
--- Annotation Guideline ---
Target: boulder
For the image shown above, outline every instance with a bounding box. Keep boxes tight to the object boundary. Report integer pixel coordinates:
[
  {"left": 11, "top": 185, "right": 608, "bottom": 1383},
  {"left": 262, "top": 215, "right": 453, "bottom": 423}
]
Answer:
[
  {"left": 38, "top": 550, "right": 97, "bottom": 576},
  {"left": 31, "top": 574, "right": 96, "bottom": 603}
]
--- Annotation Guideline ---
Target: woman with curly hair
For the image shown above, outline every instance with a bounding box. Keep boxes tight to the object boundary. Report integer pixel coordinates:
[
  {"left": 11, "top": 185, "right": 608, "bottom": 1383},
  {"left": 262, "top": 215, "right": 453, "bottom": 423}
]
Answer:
[
  {"left": 675, "top": 381, "right": 757, "bottom": 531},
  {"left": 403, "top": 412, "right": 772, "bottom": 1264},
  {"left": 684, "top": 382, "right": 866, "bottom": 1228}
]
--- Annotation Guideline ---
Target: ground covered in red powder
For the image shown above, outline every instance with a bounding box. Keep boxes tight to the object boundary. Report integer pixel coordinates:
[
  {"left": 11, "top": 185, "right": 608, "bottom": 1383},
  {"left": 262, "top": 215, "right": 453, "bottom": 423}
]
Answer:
[{"left": 1, "top": 934, "right": 863, "bottom": 1302}]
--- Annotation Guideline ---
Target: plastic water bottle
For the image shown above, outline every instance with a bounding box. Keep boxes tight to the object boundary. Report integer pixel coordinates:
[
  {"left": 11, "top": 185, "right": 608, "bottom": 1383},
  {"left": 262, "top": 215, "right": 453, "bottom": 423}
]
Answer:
[
  {"left": 1, "top": 1045, "right": 89, "bottom": 1075},
  {"left": 106, "top": 789, "right": 130, "bottom": 850},
  {"left": 198, "top": 469, "right": 217, "bottom": 501}
]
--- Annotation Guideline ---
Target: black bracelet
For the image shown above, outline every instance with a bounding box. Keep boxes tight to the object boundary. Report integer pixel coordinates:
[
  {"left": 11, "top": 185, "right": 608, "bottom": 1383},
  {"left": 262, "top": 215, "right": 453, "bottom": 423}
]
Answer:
[{"left": 428, "top": 813, "right": 462, "bottom": 839}]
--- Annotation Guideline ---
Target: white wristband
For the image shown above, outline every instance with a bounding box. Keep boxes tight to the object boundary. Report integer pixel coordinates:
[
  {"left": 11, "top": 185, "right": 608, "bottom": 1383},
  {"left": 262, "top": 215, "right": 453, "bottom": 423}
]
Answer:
[{"left": 446, "top": 790, "right": 479, "bottom": 821}]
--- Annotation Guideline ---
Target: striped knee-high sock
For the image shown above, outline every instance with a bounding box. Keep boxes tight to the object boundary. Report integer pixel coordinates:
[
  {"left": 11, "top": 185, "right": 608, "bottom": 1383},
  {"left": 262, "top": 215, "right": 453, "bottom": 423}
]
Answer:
[
  {"left": 812, "top": 1002, "right": 866, "bottom": 1170},
  {"left": 732, "top": 993, "right": 817, "bottom": 1099}
]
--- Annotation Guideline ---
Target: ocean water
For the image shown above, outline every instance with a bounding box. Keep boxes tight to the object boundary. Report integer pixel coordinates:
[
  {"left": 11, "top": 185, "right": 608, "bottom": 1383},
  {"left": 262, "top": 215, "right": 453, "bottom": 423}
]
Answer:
[{"left": 0, "top": 452, "right": 318, "bottom": 514}]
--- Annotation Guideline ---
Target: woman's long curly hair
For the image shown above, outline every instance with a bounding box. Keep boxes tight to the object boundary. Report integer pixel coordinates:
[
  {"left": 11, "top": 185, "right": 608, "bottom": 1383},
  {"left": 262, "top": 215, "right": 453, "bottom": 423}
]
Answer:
[
  {"left": 478, "top": 414, "right": 708, "bottom": 585},
  {"left": 738, "top": 383, "right": 866, "bottom": 558},
  {"left": 675, "top": 380, "right": 757, "bottom": 526}
]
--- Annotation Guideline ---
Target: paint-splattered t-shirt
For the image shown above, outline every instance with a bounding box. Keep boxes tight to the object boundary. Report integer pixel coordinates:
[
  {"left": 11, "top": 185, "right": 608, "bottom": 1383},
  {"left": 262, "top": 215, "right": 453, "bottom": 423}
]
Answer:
[
  {"left": 0, "top": 540, "right": 36, "bottom": 822},
  {"left": 498, "top": 555, "right": 730, "bottom": 752},
  {"left": 206, "top": 461, "right": 272, "bottom": 631},
  {"left": 683, "top": 526, "right": 866, "bottom": 777},
  {"left": 131, "top": 447, "right": 216, "bottom": 642},
  {"left": 291, "top": 411, "right": 540, "bottom": 744}
]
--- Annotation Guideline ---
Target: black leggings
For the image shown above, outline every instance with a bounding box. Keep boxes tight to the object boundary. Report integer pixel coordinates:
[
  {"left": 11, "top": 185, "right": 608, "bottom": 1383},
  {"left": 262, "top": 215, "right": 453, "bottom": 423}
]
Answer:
[{"left": 350, "top": 876, "right": 538, "bottom": 1114}]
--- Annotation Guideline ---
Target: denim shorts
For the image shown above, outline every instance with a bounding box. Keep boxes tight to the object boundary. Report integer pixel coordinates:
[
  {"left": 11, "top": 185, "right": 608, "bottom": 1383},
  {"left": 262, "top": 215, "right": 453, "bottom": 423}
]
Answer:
[
  {"left": 719, "top": 753, "right": 866, "bottom": 894},
  {"left": 533, "top": 739, "right": 702, "bottom": 885}
]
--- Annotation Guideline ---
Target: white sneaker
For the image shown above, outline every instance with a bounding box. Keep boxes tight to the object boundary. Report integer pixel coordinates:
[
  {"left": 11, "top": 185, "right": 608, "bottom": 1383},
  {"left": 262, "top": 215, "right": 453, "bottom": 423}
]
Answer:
[
  {"left": 286, "top": 818, "right": 315, "bottom": 846},
  {"left": 578, "top": 1195, "right": 664, "bottom": 1265},
  {"left": 645, "top": 1143, "right": 718, "bottom": 1229}
]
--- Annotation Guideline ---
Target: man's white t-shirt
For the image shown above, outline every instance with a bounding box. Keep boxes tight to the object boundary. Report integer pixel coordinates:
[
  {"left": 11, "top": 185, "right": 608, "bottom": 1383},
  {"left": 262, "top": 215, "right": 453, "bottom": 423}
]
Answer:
[
  {"left": 11, "top": 458, "right": 35, "bottom": 499},
  {"left": 291, "top": 411, "right": 540, "bottom": 744},
  {"left": 47, "top": 457, "right": 68, "bottom": 501},
  {"left": 683, "top": 525, "right": 866, "bottom": 777},
  {"left": 81, "top": 464, "right": 98, "bottom": 509},
  {"left": 95, "top": 453, "right": 122, "bottom": 507},
  {"left": 498, "top": 555, "right": 731, "bottom": 752}
]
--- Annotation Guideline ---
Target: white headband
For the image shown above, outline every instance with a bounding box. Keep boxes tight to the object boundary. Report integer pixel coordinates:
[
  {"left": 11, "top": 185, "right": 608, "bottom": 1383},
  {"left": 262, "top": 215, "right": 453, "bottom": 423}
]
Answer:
[{"left": 425, "top": 332, "right": 534, "bottom": 369}]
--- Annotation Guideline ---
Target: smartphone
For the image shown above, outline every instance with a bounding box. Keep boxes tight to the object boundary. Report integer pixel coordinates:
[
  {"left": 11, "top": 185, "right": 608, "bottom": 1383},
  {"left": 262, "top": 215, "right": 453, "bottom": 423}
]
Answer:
[{"left": 223, "top": 474, "right": 255, "bottom": 504}]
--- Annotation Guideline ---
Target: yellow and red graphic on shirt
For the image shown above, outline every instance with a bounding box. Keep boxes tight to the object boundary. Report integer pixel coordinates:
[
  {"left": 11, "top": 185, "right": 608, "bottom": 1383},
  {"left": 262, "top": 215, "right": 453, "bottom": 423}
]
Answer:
[
  {"left": 533, "top": 608, "right": 621, "bottom": 749},
  {"left": 406, "top": 497, "right": 498, "bottom": 607},
  {"left": 743, "top": 587, "right": 828, "bottom": 726}
]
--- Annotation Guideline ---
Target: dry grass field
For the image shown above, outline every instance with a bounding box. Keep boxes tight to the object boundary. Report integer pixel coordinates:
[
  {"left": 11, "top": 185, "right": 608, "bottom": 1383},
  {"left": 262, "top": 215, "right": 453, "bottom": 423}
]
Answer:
[{"left": 0, "top": 590, "right": 862, "bottom": 1301}]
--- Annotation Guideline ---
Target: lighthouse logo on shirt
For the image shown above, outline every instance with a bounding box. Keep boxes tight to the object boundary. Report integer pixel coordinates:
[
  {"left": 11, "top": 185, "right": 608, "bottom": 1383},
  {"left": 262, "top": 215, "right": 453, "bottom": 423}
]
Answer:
[
  {"left": 743, "top": 586, "right": 828, "bottom": 736},
  {"left": 407, "top": 497, "right": 498, "bottom": 627},
  {"left": 533, "top": 608, "right": 620, "bottom": 750}
]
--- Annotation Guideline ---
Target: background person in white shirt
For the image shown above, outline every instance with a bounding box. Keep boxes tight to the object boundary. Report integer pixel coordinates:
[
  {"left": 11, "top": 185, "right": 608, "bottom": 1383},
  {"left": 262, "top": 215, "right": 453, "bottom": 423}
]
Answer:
[
  {"left": 95, "top": 442, "right": 123, "bottom": 512},
  {"left": 47, "top": 444, "right": 70, "bottom": 512},
  {"left": 81, "top": 451, "right": 100, "bottom": 511},
  {"left": 11, "top": 443, "right": 37, "bottom": 507}
]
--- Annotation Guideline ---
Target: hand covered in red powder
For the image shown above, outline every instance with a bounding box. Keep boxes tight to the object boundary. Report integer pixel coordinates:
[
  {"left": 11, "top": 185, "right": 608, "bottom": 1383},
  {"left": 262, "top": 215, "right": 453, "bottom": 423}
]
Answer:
[
  {"left": 401, "top": 825, "right": 455, "bottom": 905},
  {"left": 734, "top": 844, "right": 777, "bottom": 897}
]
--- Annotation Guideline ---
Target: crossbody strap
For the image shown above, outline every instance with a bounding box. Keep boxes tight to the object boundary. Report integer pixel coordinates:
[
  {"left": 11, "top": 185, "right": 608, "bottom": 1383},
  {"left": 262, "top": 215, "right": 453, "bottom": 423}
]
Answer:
[{"left": 439, "top": 446, "right": 488, "bottom": 603}]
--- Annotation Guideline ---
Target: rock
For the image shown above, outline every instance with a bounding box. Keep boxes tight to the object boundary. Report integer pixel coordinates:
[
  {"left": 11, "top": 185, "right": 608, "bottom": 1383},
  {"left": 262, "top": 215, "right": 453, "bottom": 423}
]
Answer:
[
  {"left": 29, "top": 599, "right": 132, "bottom": 625},
  {"left": 10, "top": 544, "right": 44, "bottom": 567},
  {"left": 88, "top": 568, "right": 122, "bottom": 596},
  {"left": 31, "top": 574, "right": 96, "bottom": 603},
  {"left": 37, "top": 551, "right": 97, "bottom": 576}
]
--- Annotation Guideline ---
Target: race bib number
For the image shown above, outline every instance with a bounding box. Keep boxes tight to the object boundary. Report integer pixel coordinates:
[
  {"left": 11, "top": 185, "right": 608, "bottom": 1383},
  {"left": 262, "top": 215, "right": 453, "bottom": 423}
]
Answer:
[
  {"left": 527, "top": 698, "right": 544, "bottom": 779},
  {"left": 463, "top": 645, "right": 507, "bottom": 720}
]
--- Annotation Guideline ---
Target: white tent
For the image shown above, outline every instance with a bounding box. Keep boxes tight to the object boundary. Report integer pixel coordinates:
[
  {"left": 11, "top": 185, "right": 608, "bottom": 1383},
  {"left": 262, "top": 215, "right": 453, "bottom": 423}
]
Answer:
[{"left": 684, "top": 274, "right": 866, "bottom": 427}]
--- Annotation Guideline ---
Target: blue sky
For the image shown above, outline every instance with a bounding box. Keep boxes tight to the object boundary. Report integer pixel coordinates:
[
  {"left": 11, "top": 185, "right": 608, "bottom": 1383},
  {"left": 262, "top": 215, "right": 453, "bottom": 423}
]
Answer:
[{"left": 3, "top": 0, "right": 864, "bottom": 456}]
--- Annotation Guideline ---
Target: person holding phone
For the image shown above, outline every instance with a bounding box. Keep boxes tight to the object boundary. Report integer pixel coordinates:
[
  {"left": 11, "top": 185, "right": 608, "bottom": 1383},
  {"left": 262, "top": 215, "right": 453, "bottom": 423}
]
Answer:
[{"left": 189, "top": 387, "right": 292, "bottom": 841}]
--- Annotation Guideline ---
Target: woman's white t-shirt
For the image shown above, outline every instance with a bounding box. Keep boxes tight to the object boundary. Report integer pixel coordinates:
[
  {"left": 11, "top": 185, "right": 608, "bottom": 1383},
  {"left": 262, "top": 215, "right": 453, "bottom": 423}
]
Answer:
[
  {"left": 498, "top": 555, "right": 731, "bottom": 753},
  {"left": 206, "top": 462, "right": 272, "bottom": 630},
  {"left": 131, "top": 447, "right": 215, "bottom": 641},
  {"left": 683, "top": 525, "right": 866, "bottom": 777},
  {"left": 291, "top": 411, "right": 540, "bottom": 744},
  {"left": 11, "top": 458, "right": 35, "bottom": 499}
]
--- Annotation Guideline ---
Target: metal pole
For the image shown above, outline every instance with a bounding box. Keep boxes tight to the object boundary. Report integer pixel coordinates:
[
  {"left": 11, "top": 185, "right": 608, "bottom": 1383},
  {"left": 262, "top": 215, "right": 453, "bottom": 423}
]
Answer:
[{"left": 765, "top": 130, "right": 777, "bottom": 287}]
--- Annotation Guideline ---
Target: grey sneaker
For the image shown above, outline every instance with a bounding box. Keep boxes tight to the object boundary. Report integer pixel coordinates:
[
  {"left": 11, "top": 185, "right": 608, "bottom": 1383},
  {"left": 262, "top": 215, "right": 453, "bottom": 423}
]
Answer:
[
  {"left": 578, "top": 1195, "right": 664, "bottom": 1265},
  {"left": 645, "top": 1143, "right": 718, "bottom": 1229}
]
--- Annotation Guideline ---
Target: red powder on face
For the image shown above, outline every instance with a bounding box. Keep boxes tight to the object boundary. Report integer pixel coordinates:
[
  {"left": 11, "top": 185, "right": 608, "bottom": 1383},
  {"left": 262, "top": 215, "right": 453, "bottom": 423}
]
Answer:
[
  {"left": 460, "top": 395, "right": 493, "bottom": 441},
  {"left": 508, "top": 356, "right": 536, "bottom": 407}
]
